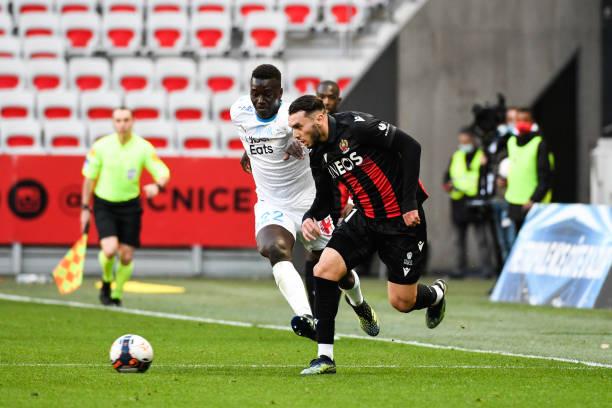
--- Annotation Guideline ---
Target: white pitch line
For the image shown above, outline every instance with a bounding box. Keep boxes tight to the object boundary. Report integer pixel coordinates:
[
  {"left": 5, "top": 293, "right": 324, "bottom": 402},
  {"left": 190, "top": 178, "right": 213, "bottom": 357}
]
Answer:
[{"left": 0, "top": 293, "right": 611, "bottom": 369}]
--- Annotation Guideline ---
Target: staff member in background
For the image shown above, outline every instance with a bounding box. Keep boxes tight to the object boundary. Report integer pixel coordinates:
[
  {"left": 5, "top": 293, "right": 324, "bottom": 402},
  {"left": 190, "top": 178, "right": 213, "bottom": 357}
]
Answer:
[
  {"left": 81, "top": 107, "right": 170, "bottom": 307},
  {"left": 443, "top": 128, "right": 490, "bottom": 278},
  {"left": 502, "top": 108, "right": 552, "bottom": 232}
]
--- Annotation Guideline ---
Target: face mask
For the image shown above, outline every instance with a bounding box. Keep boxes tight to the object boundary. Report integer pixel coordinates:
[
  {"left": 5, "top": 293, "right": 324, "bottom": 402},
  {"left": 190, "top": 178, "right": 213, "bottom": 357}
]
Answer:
[
  {"left": 458, "top": 143, "right": 475, "bottom": 153},
  {"left": 515, "top": 121, "right": 533, "bottom": 135}
]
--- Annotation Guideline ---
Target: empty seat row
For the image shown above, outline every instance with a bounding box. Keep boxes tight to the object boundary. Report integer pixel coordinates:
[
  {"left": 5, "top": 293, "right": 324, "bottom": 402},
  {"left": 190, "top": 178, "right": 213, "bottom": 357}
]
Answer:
[
  {"left": 0, "top": 57, "right": 358, "bottom": 94},
  {"left": 0, "top": 119, "right": 243, "bottom": 156}
]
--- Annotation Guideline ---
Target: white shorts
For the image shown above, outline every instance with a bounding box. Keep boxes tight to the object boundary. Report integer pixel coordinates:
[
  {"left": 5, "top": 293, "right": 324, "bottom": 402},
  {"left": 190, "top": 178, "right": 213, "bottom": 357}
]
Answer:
[{"left": 254, "top": 200, "right": 334, "bottom": 252}]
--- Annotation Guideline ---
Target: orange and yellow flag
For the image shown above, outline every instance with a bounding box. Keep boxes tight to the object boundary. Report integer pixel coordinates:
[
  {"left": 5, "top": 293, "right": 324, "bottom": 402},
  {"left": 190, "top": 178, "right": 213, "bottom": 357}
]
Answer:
[{"left": 52, "top": 233, "right": 88, "bottom": 295}]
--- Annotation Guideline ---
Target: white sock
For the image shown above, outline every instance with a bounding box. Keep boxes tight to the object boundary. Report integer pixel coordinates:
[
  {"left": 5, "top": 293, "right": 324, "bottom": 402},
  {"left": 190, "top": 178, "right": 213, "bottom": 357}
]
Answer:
[
  {"left": 318, "top": 344, "right": 334, "bottom": 360},
  {"left": 432, "top": 285, "right": 444, "bottom": 306},
  {"left": 342, "top": 270, "right": 364, "bottom": 307},
  {"left": 272, "top": 261, "right": 312, "bottom": 317}
]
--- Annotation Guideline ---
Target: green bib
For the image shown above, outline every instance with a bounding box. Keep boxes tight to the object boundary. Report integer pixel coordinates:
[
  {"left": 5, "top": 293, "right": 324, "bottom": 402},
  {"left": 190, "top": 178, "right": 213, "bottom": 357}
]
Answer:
[
  {"left": 449, "top": 149, "right": 483, "bottom": 200},
  {"left": 505, "top": 135, "right": 552, "bottom": 204}
]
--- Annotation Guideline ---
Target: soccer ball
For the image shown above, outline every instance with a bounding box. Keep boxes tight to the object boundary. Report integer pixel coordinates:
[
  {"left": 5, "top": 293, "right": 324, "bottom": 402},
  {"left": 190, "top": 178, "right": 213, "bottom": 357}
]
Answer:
[{"left": 109, "top": 334, "right": 154, "bottom": 373}]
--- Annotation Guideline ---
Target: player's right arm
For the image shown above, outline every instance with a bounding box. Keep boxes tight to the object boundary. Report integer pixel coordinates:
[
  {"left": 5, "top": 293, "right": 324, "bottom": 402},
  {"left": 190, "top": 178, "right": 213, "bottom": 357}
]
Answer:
[
  {"left": 302, "top": 155, "right": 335, "bottom": 241},
  {"left": 80, "top": 145, "right": 102, "bottom": 233}
]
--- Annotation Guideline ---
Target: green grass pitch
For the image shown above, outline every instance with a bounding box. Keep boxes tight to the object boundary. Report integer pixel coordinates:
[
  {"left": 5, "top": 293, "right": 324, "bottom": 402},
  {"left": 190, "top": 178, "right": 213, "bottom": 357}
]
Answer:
[{"left": 0, "top": 278, "right": 610, "bottom": 407}]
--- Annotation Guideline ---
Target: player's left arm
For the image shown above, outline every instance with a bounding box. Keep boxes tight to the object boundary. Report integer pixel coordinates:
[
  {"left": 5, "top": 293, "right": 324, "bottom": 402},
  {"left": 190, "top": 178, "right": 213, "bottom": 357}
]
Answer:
[
  {"left": 302, "top": 157, "right": 335, "bottom": 241},
  {"left": 143, "top": 146, "right": 170, "bottom": 198},
  {"left": 353, "top": 119, "right": 422, "bottom": 226}
]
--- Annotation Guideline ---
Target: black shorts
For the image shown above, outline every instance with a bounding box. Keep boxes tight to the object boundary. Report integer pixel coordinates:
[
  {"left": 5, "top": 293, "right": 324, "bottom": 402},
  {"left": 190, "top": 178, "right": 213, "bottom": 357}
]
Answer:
[
  {"left": 93, "top": 195, "right": 143, "bottom": 247},
  {"left": 327, "top": 207, "right": 427, "bottom": 285}
]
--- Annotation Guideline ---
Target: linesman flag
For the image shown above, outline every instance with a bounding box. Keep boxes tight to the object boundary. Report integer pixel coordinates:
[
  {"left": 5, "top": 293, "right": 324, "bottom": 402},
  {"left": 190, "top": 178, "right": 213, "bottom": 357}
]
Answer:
[{"left": 52, "top": 223, "right": 89, "bottom": 295}]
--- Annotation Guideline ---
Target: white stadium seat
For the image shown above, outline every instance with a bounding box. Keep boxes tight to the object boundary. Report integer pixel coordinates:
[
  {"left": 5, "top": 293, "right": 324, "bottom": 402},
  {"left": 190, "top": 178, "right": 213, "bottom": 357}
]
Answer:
[
  {"left": 80, "top": 90, "right": 122, "bottom": 121},
  {"left": 44, "top": 120, "right": 87, "bottom": 154},
  {"left": 37, "top": 90, "right": 78, "bottom": 120},
  {"left": 23, "top": 37, "right": 65, "bottom": 59},
  {"left": 60, "top": 12, "right": 101, "bottom": 55},
  {"left": 0, "top": 59, "right": 26, "bottom": 90},
  {"left": 1, "top": 120, "right": 43, "bottom": 154},
  {"left": 189, "top": 11, "right": 232, "bottom": 57},
  {"left": 199, "top": 58, "right": 241, "bottom": 94},
  {"left": 19, "top": 13, "right": 60, "bottom": 39},
  {"left": 113, "top": 58, "right": 154, "bottom": 92},
  {"left": 88, "top": 121, "right": 115, "bottom": 144},
  {"left": 234, "top": 0, "right": 275, "bottom": 27},
  {"left": 155, "top": 57, "right": 196, "bottom": 93},
  {"left": 219, "top": 122, "right": 244, "bottom": 157},
  {"left": 177, "top": 122, "right": 221, "bottom": 156},
  {"left": 324, "top": 0, "right": 368, "bottom": 31},
  {"left": 133, "top": 120, "right": 175, "bottom": 155},
  {"left": 0, "top": 0, "right": 9, "bottom": 14},
  {"left": 0, "top": 90, "right": 35, "bottom": 120},
  {"left": 190, "top": 0, "right": 232, "bottom": 14},
  {"left": 147, "top": 0, "right": 188, "bottom": 14},
  {"left": 279, "top": 0, "right": 319, "bottom": 32},
  {"left": 242, "top": 11, "right": 286, "bottom": 57},
  {"left": 212, "top": 92, "right": 240, "bottom": 122},
  {"left": 13, "top": 0, "right": 54, "bottom": 19},
  {"left": 147, "top": 13, "right": 188, "bottom": 56},
  {"left": 0, "top": 37, "right": 21, "bottom": 58},
  {"left": 287, "top": 59, "right": 327, "bottom": 94},
  {"left": 56, "top": 0, "right": 97, "bottom": 14},
  {"left": 102, "top": 12, "right": 143, "bottom": 55},
  {"left": 69, "top": 57, "right": 111, "bottom": 92},
  {"left": 0, "top": 14, "right": 13, "bottom": 37},
  {"left": 125, "top": 91, "right": 166, "bottom": 120},
  {"left": 102, "top": 0, "right": 145, "bottom": 15},
  {"left": 27, "top": 59, "right": 67, "bottom": 91},
  {"left": 241, "top": 58, "right": 286, "bottom": 90},
  {"left": 168, "top": 91, "right": 209, "bottom": 122},
  {"left": 333, "top": 58, "right": 361, "bottom": 92}
]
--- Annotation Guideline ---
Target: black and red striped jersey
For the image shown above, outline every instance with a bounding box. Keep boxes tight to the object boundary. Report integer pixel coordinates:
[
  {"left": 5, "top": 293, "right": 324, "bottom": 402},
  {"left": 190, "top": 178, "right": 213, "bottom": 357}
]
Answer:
[{"left": 304, "top": 111, "right": 428, "bottom": 222}]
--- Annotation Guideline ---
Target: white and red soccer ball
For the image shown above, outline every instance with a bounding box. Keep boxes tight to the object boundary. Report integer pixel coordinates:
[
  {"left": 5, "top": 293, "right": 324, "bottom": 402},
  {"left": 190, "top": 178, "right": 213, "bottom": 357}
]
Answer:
[{"left": 109, "top": 334, "right": 153, "bottom": 373}]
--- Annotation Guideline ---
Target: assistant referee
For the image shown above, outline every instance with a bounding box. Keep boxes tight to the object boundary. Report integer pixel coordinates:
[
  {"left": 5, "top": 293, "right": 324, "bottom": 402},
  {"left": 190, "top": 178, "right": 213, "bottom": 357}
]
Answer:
[{"left": 81, "top": 107, "right": 170, "bottom": 306}]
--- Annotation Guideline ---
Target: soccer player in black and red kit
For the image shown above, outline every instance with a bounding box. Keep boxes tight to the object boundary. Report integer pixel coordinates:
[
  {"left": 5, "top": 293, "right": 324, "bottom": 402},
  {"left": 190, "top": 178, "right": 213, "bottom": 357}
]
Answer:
[{"left": 288, "top": 95, "right": 448, "bottom": 375}]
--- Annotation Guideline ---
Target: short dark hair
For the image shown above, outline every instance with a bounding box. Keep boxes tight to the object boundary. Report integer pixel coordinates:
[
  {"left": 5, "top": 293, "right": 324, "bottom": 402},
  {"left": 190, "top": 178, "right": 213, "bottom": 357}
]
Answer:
[
  {"left": 459, "top": 126, "right": 474, "bottom": 137},
  {"left": 113, "top": 106, "right": 133, "bottom": 117},
  {"left": 288, "top": 95, "right": 325, "bottom": 115},
  {"left": 517, "top": 107, "right": 532, "bottom": 115},
  {"left": 251, "top": 64, "right": 281, "bottom": 82},
  {"left": 317, "top": 80, "right": 340, "bottom": 94}
]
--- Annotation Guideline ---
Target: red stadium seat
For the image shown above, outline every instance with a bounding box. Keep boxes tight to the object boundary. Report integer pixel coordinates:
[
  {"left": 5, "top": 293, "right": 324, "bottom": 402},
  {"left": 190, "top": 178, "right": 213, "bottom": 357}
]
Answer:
[
  {"left": 189, "top": 12, "right": 231, "bottom": 57},
  {"left": 125, "top": 91, "right": 166, "bottom": 120},
  {"left": 169, "top": 91, "right": 209, "bottom": 121},
  {"left": 103, "top": 0, "right": 144, "bottom": 14},
  {"left": 155, "top": 58, "right": 196, "bottom": 93},
  {"left": 0, "top": 60, "right": 26, "bottom": 90},
  {"left": 27, "top": 59, "right": 67, "bottom": 91},
  {"left": 147, "top": 0, "right": 187, "bottom": 14},
  {"left": 1, "top": 120, "right": 43, "bottom": 153},
  {"left": 147, "top": 13, "right": 188, "bottom": 56},
  {"left": 324, "top": 0, "right": 368, "bottom": 31},
  {"left": 0, "top": 15, "right": 13, "bottom": 37},
  {"left": 23, "top": 37, "right": 65, "bottom": 59},
  {"left": 219, "top": 123, "right": 245, "bottom": 157},
  {"left": 69, "top": 57, "right": 110, "bottom": 91},
  {"left": 44, "top": 120, "right": 87, "bottom": 154},
  {"left": 102, "top": 12, "right": 142, "bottom": 55},
  {"left": 13, "top": 0, "right": 53, "bottom": 17},
  {"left": 177, "top": 122, "right": 220, "bottom": 156},
  {"left": 113, "top": 58, "right": 154, "bottom": 92},
  {"left": 61, "top": 12, "right": 101, "bottom": 55},
  {"left": 0, "top": 37, "right": 20, "bottom": 58},
  {"left": 19, "top": 13, "right": 60, "bottom": 38},
  {"left": 242, "top": 12, "right": 286, "bottom": 57},
  {"left": 235, "top": 0, "right": 274, "bottom": 26},
  {"left": 212, "top": 92, "right": 239, "bottom": 122},
  {"left": 80, "top": 91, "right": 122, "bottom": 121},
  {"left": 133, "top": 120, "right": 176, "bottom": 155},
  {"left": 199, "top": 58, "right": 240, "bottom": 94},
  {"left": 0, "top": 91, "right": 35, "bottom": 119},
  {"left": 37, "top": 91, "right": 78, "bottom": 120},
  {"left": 287, "top": 59, "right": 327, "bottom": 94},
  {"left": 190, "top": 0, "right": 231, "bottom": 14},
  {"left": 279, "top": 0, "right": 318, "bottom": 31},
  {"left": 57, "top": 0, "right": 97, "bottom": 13}
]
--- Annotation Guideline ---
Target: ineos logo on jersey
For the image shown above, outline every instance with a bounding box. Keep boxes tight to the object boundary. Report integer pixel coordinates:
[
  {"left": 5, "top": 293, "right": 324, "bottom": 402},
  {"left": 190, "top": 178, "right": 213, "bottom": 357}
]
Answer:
[
  {"left": 250, "top": 144, "right": 273, "bottom": 155},
  {"left": 327, "top": 152, "right": 364, "bottom": 178}
]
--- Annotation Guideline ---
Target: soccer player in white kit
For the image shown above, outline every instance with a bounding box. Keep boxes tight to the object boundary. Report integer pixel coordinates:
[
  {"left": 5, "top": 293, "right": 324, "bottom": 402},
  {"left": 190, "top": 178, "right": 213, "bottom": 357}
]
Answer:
[{"left": 231, "top": 64, "right": 378, "bottom": 340}]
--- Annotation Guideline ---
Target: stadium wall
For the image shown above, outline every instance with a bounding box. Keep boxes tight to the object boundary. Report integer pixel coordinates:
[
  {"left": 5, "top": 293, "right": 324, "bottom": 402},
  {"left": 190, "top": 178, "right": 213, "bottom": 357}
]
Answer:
[{"left": 396, "top": 0, "right": 601, "bottom": 271}]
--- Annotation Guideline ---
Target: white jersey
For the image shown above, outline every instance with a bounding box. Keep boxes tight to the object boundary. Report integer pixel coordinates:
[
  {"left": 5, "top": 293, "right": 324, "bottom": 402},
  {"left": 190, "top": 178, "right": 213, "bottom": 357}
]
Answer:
[{"left": 230, "top": 95, "right": 315, "bottom": 207}]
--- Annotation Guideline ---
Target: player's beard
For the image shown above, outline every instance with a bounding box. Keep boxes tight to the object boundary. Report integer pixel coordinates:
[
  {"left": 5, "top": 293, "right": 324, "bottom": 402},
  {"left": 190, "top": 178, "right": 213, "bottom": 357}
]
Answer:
[{"left": 311, "top": 123, "right": 323, "bottom": 146}]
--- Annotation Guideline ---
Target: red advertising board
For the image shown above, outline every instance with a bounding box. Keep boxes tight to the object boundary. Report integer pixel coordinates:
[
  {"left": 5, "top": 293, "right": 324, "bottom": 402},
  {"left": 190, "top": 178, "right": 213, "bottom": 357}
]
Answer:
[{"left": 0, "top": 155, "right": 257, "bottom": 248}]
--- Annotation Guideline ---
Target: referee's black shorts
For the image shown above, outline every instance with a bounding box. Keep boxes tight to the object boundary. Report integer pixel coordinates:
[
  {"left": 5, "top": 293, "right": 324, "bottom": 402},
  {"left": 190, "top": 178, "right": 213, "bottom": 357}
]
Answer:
[
  {"left": 326, "top": 207, "right": 427, "bottom": 285},
  {"left": 93, "top": 195, "right": 143, "bottom": 247}
]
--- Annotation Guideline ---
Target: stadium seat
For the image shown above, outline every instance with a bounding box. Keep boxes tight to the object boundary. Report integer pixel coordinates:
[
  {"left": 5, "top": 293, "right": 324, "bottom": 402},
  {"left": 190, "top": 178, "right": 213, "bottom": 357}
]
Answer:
[
  {"left": 113, "top": 58, "right": 154, "bottom": 92},
  {"left": 177, "top": 122, "right": 220, "bottom": 156},
  {"left": 60, "top": 12, "right": 101, "bottom": 55},
  {"left": 189, "top": 11, "right": 232, "bottom": 57},
  {"left": 219, "top": 123, "right": 244, "bottom": 157},
  {"left": 37, "top": 90, "right": 78, "bottom": 120},
  {"left": 333, "top": 59, "right": 360, "bottom": 92},
  {"left": 69, "top": 57, "right": 110, "bottom": 92},
  {"left": 168, "top": 91, "right": 209, "bottom": 121},
  {"left": 0, "top": 120, "right": 43, "bottom": 154},
  {"left": 0, "top": 90, "right": 35, "bottom": 120},
  {"left": 199, "top": 58, "right": 240, "bottom": 94},
  {"left": 87, "top": 121, "right": 115, "bottom": 144},
  {"left": 324, "top": 0, "right": 368, "bottom": 31},
  {"left": 102, "top": 12, "right": 143, "bottom": 55},
  {"left": 43, "top": 120, "right": 87, "bottom": 154},
  {"left": 27, "top": 59, "right": 67, "bottom": 91},
  {"left": 0, "top": 0, "right": 8, "bottom": 14},
  {"left": 235, "top": 0, "right": 275, "bottom": 27},
  {"left": 0, "top": 59, "right": 26, "bottom": 90},
  {"left": 190, "top": 0, "right": 232, "bottom": 14},
  {"left": 133, "top": 120, "right": 175, "bottom": 154},
  {"left": 287, "top": 59, "right": 329, "bottom": 94},
  {"left": 212, "top": 92, "right": 239, "bottom": 122},
  {"left": 0, "top": 14, "right": 13, "bottom": 37},
  {"left": 241, "top": 58, "right": 286, "bottom": 89},
  {"left": 56, "top": 0, "right": 97, "bottom": 14},
  {"left": 155, "top": 58, "right": 196, "bottom": 93},
  {"left": 13, "top": 0, "right": 54, "bottom": 18},
  {"left": 0, "top": 37, "right": 20, "bottom": 58},
  {"left": 19, "top": 13, "right": 60, "bottom": 38},
  {"left": 147, "top": 13, "right": 188, "bottom": 56},
  {"left": 80, "top": 90, "right": 122, "bottom": 121},
  {"left": 279, "top": 0, "right": 319, "bottom": 32},
  {"left": 242, "top": 11, "right": 286, "bottom": 57},
  {"left": 23, "top": 37, "right": 65, "bottom": 59},
  {"left": 102, "top": 0, "right": 145, "bottom": 15},
  {"left": 125, "top": 91, "right": 166, "bottom": 120},
  {"left": 147, "top": 0, "right": 188, "bottom": 14}
]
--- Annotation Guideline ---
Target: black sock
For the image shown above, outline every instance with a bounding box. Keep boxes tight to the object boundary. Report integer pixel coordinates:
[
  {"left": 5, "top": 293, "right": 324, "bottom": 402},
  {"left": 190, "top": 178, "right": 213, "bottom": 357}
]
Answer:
[
  {"left": 304, "top": 260, "right": 316, "bottom": 310},
  {"left": 410, "top": 284, "right": 438, "bottom": 311},
  {"left": 314, "top": 277, "right": 341, "bottom": 344}
]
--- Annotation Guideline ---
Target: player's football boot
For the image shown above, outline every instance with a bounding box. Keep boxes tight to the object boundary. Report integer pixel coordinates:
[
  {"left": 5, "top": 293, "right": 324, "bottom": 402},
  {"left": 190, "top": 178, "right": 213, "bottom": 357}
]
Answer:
[
  {"left": 426, "top": 279, "right": 447, "bottom": 329},
  {"left": 291, "top": 314, "right": 316, "bottom": 341},
  {"left": 99, "top": 281, "right": 112, "bottom": 306},
  {"left": 110, "top": 298, "right": 122, "bottom": 307},
  {"left": 345, "top": 296, "right": 380, "bottom": 337},
  {"left": 300, "top": 355, "right": 336, "bottom": 375}
]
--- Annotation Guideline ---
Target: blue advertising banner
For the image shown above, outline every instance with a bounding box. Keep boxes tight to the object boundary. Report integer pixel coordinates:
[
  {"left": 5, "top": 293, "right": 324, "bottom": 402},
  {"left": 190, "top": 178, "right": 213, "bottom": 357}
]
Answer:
[{"left": 491, "top": 204, "right": 612, "bottom": 309}]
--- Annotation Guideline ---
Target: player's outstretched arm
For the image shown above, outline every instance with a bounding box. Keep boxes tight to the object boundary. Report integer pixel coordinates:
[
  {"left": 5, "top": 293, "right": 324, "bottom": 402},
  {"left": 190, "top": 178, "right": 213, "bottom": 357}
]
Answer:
[{"left": 283, "top": 138, "right": 305, "bottom": 161}]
